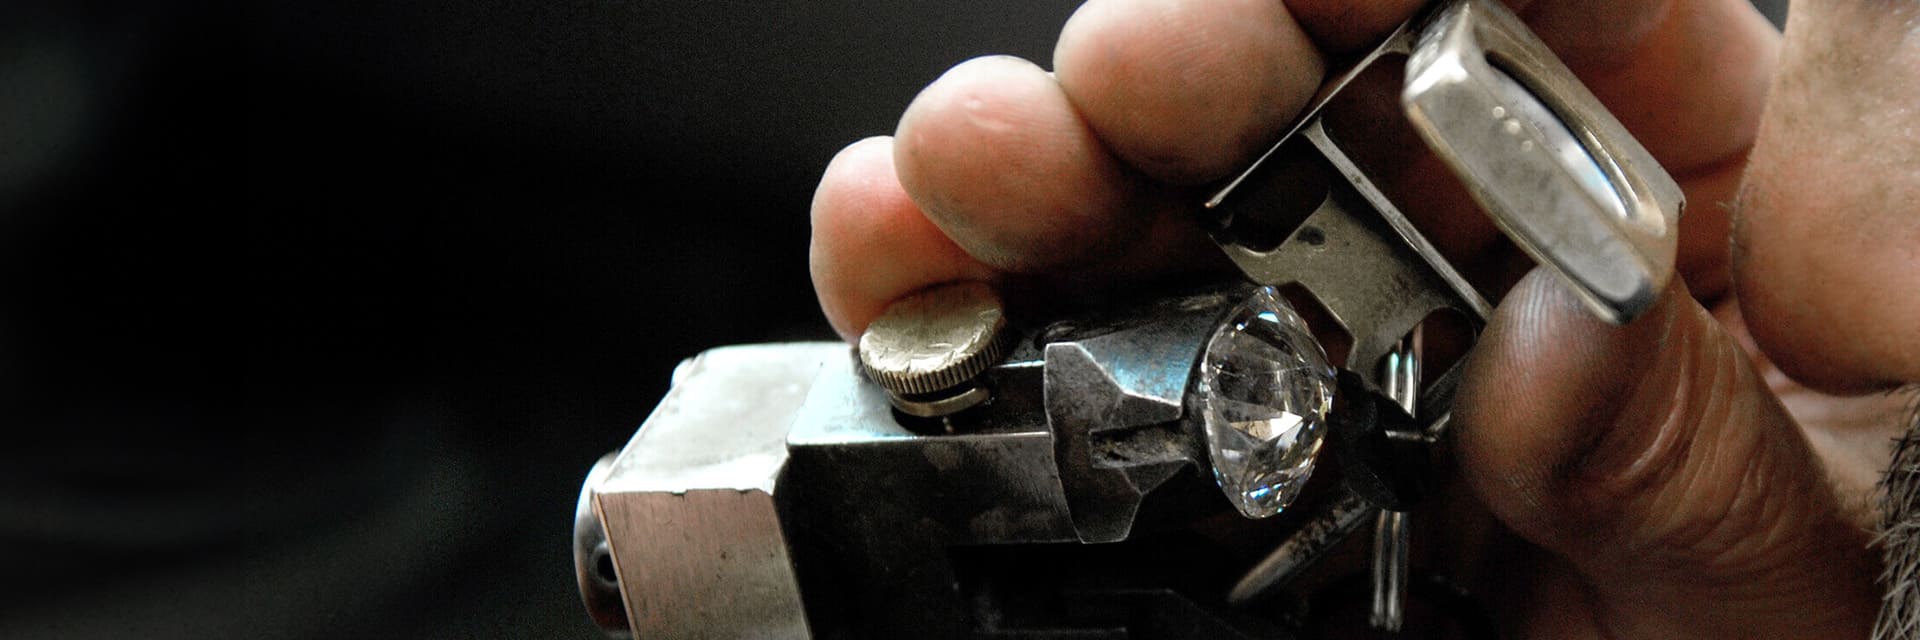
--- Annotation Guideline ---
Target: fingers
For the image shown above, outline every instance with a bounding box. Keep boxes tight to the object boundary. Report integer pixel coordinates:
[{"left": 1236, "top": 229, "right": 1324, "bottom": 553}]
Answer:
[
  {"left": 810, "top": 137, "right": 997, "bottom": 340},
  {"left": 828, "top": 0, "right": 1342, "bottom": 343},
  {"left": 1732, "top": 0, "right": 1920, "bottom": 392},
  {"left": 1052, "top": 0, "right": 1326, "bottom": 184},
  {"left": 890, "top": 0, "right": 1336, "bottom": 279},
  {"left": 811, "top": 135, "right": 1225, "bottom": 340},
  {"left": 819, "top": 0, "right": 1788, "bottom": 342},
  {"left": 1453, "top": 269, "right": 1878, "bottom": 637},
  {"left": 893, "top": 55, "right": 1155, "bottom": 273}
]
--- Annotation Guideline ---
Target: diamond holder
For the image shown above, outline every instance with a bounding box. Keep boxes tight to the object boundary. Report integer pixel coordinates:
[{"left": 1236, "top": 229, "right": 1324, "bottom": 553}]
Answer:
[
  {"left": 1200, "top": 15, "right": 1487, "bottom": 528},
  {"left": 1204, "top": 0, "right": 1682, "bottom": 622}
]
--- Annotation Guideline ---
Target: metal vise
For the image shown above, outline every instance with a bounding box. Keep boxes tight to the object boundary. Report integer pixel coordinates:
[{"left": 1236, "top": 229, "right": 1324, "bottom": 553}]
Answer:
[
  {"left": 576, "top": 286, "right": 1407, "bottom": 639},
  {"left": 572, "top": 0, "right": 1683, "bottom": 637}
]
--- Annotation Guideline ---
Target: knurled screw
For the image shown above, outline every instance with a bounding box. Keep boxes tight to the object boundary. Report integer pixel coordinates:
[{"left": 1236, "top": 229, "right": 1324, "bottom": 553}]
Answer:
[{"left": 857, "top": 281, "right": 1014, "bottom": 418}]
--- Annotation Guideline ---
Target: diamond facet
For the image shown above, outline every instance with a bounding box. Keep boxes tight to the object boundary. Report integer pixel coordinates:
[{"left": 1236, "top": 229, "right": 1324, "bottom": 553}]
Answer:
[{"left": 1198, "top": 287, "right": 1335, "bottom": 518}]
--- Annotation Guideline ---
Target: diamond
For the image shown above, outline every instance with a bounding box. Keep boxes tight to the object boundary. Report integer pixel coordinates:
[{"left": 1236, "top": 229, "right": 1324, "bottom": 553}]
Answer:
[{"left": 1198, "top": 287, "right": 1335, "bottom": 518}]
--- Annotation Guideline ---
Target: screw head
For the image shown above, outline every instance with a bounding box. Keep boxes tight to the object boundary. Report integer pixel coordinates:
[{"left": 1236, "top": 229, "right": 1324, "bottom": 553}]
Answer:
[{"left": 857, "top": 281, "right": 1013, "bottom": 413}]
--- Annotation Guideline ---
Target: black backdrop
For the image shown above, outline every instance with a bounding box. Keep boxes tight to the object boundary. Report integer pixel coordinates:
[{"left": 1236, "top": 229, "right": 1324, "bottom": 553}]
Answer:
[
  {"left": 1, "top": 2, "right": 1075, "bottom": 638},
  {"left": 0, "top": 1, "right": 1785, "bottom": 638}
]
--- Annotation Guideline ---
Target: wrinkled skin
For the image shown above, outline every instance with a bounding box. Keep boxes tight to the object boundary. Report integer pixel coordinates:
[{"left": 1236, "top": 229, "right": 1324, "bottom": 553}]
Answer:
[{"left": 809, "top": 0, "right": 1920, "bottom": 637}]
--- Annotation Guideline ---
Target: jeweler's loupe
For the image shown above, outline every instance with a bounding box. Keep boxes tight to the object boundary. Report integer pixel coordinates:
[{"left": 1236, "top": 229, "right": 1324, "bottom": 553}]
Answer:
[
  {"left": 1403, "top": 0, "right": 1683, "bottom": 324},
  {"left": 1199, "top": 0, "right": 1685, "bottom": 519},
  {"left": 1192, "top": 4, "right": 1684, "bottom": 626}
]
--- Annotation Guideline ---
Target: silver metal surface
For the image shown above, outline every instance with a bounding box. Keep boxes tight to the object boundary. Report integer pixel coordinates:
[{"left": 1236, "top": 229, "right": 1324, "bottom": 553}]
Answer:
[
  {"left": 1043, "top": 291, "right": 1229, "bottom": 543},
  {"left": 1210, "top": 88, "right": 1487, "bottom": 381},
  {"left": 783, "top": 351, "right": 1079, "bottom": 546},
  {"left": 592, "top": 343, "right": 845, "bottom": 639},
  {"left": 779, "top": 348, "right": 1080, "bottom": 637},
  {"left": 1206, "top": 19, "right": 1487, "bottom": 383},
  {"left": 1370, "top": 337, "right": 1420, "bottom": 632},
  {"left": 1215, "top": 0, "right": 1681, "bottom": 615},
  {"left": 1403, "top": 0, "right": 1684, "bottom": 323},
  {"left": 889, "top": 383, "right": 990, "bottom": 418},
  {"left": 1227, "top": 491, "right": 1377, "bottom": 605},
  {"left": 1370, "top": 510, "right": 1411, "bottom": 632},
  {"left": 1383, "top": 336, "right": 1421, "bottom": 417},
  {"left": 1211, "top": 13, "right": 1468, "bottom": 614},
  {"left": 776, "top": 307, "right": 1274, "bottom": 636}
]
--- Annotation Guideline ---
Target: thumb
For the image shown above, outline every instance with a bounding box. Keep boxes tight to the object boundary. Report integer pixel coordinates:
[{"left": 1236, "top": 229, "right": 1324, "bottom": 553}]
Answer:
[{"left": 1451, "top": 268, "right": 1877, "bottom": 637}]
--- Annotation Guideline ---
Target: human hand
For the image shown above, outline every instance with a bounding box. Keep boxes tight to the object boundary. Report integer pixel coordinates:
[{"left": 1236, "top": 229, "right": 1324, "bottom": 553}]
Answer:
[{"left": 808, "top": 0, "right": 1919, "bottom": 636}]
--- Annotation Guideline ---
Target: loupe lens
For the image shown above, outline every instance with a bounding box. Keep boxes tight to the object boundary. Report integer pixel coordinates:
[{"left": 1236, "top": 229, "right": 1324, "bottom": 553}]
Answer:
[{"left": 1485, "top": 64, "right": 1629, "bottom": 220}]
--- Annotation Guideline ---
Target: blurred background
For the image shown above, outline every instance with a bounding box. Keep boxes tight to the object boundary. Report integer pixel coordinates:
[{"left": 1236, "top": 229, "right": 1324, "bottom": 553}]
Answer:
[{"left": 0, "top": 1, "right": 1785, "bottom": 638}]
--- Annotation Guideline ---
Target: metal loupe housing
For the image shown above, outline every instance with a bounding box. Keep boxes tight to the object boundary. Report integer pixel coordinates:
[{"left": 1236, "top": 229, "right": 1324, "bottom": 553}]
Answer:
[{"left": 1403, "top": 0, "right": 1684, "bottom": 323}]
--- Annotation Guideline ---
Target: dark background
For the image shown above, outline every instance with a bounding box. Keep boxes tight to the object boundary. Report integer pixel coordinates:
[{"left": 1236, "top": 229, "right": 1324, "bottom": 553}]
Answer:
[
  {"left": 0, "top": 1, "right": 1785, "bottom": 638},
  {"left": 1, "top": 2, "right": 1076, "bottom": 638}
]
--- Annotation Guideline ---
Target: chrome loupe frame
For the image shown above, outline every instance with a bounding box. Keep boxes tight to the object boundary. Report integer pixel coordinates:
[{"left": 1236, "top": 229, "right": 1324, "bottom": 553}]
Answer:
[{"left": 1403, "top": 0, "right": 1684, "bottom": 323}]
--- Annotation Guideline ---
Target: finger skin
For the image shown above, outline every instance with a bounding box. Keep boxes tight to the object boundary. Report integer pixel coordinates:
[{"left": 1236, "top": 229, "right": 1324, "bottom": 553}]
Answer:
[
  {"left": 1541, "top": 0, "right": 1778, "bottom": 176},
  {"left": 1281, "top": 0, "right": 1425, "bottom": 52},
  {"left": 818, "top": 0, "right": 1784, "bottom": 344},
  {"left": 1052, "top": 0, "right": 1326, "bottom": 185},
  {"left": 1733, "top": 0, "right": 1920, "bottom": 393},
  {"left": 1454, "top": 269, "right": 1878, "bottom": 637},
  {"left": 894, "top": 55, "right": 1153, "bottom": 273},
  {"left": 810, "top": 137, "right": 997, "bottom": 340}
]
